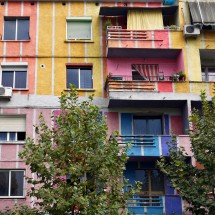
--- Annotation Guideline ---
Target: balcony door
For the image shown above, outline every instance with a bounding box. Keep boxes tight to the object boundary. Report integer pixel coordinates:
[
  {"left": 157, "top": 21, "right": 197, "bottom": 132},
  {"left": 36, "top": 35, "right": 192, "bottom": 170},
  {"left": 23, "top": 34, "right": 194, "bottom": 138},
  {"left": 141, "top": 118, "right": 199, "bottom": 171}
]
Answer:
[
  {"left": 133, "top": 116, "right": 163, "bottom": 135},
  {"left": 135, "top": 169, "right": 165, "bottom": 195}
]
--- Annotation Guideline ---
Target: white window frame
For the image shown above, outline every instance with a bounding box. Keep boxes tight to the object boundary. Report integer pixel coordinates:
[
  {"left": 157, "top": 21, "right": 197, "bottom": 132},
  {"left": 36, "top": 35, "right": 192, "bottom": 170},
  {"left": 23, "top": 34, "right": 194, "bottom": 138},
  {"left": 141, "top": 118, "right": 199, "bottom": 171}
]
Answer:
[
  {"left": 202, "top": 66, "right": 215, "bottom": 82},
  {"left": 3, "top": 17, "right": 30, "bottom": 41},
  {"left": 66, "top": 17, "right": 92, "bottom": 40},
  {"left": 0, "top": 132, "right": 26, "bottom": 143},
  {"left": 66, "top": 67, "right": 93, "bottom": 89},
  {"left": 0, "top": 170, "right": 25, "bottom": 198},
  {"left": 1, "top": 62, "right": 28, "bottom": 90}
]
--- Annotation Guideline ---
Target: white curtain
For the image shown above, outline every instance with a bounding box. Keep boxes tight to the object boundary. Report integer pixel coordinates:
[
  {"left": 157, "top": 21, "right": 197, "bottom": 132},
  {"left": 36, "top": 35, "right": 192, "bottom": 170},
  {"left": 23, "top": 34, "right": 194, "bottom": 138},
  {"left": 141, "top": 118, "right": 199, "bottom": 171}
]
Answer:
[{"left": 127, "top": 9, "right": 164, "bottom": 30}]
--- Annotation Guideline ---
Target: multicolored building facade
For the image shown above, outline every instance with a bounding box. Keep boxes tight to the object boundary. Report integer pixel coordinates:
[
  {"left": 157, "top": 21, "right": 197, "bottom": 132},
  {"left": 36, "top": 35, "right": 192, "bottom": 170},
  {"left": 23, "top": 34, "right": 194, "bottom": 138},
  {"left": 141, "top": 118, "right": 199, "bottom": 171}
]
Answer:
[{"left": 0, "top": 0, "right": 214, "bottom": 214}]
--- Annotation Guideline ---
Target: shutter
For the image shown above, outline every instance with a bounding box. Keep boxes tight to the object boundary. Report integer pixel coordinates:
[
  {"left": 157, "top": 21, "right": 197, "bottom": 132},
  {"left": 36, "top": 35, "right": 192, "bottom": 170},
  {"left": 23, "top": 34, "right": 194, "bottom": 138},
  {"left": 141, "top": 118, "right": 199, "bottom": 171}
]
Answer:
[
  {"left": 0, "top": 116, "right": 26, "bottom": 132},
  {"left": 121, "top": 113, "right": 132, "bottom": 135},
  {"left": 67, "top": 19, "right": 91, "bottom": 40},
  {"left": 164, "top": 114, "right": 170, "bottom": 135}
]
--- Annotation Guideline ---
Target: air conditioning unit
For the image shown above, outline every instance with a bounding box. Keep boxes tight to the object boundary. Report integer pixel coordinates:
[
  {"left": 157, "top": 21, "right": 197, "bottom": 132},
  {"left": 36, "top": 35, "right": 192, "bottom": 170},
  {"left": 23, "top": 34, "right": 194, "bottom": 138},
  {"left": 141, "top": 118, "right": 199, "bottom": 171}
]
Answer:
[
  {"left": 0, "top": 86, "right": 12, "bottom": 99},
  {"left": 184, "top": 25, "right": 200, "bottom": 38}
]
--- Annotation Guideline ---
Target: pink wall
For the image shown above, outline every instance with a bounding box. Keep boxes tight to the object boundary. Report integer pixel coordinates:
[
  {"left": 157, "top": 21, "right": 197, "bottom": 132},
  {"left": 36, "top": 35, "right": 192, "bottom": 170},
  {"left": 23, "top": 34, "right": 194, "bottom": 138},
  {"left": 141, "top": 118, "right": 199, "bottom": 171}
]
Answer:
[
  {"left": 107, "top": 58, "right": 180, "bottom": 77},
  {"left": 176, "top": 50, "right": 185, "bottom": 73},
  {"left": 105, "top": 112, "right": 119, "bottom": 137},
  {"left": 0, "top": 108, "right": 53, "bottom": 209}
]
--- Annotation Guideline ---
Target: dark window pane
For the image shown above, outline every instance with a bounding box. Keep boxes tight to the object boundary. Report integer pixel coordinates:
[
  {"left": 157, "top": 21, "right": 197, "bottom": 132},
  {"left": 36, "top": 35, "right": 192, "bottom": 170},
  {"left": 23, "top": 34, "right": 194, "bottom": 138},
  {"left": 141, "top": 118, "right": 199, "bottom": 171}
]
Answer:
[
  {"left": 9, "top": 132, "right": 16, "bottom": 141},
  {"left": 0, "top": 132, "right": 7, "bottom": 141},
  {"left": 2, "top": 71, "right": 14, "bottom": 87},
  {"left": 4, "top": 20, "right": 16, "bottom": 40},
  {"left": 17, "top": 19, "right": 29, "bottom": 40},
  {"left": 15, "top": 71, "right": 27, "bottom": 88},
  {"left": 67, "top": 68, "right": 79, "bottom": 88},
  {"left": 135, "top": 170, "right": 149, "bottom": 192},
  {"left": 201, "top": 68, "right": 206, "bottom": 81},
  {"left": 80, "top": 69, "right": 92, "bottom": 88},
  {"left": 10, "top": 171, "right": 24, "bottom": 196},
  {"left": 0, "top": 171, "right": 9, "bottom": 196},
  {"left": 151, "top": 170, "right": 165, "bottom": 192},
  {"left": 17, "top": 132, "right": 25, "bottom": 141},
  {"left": 208, "top": 68, "right": 215, "bottom": 81},
  {"left": 133, "top": 116, "right": 162, "bottom": 135}
]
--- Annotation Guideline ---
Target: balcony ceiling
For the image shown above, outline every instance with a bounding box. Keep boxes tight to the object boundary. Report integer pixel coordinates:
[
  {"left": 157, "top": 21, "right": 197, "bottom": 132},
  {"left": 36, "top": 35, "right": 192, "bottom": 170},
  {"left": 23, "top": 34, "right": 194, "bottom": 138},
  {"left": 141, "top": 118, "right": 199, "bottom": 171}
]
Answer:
[
  {"left": 107, "top": 48, "right": 181, "bottom": 58},
  {"left": 108, "top": 99, "right": 187, "bottom": 108},
  {"left": 100, "top": 6, "right": 178, "bottom": 16}
]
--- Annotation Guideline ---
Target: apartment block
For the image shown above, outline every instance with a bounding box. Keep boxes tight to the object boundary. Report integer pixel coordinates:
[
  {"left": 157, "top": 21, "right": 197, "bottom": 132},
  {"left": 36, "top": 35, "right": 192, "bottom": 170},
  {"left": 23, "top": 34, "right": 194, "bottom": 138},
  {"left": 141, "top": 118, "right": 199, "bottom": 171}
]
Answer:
[{"left": 0, "top": 0, "right": 214, "bottom": 214}]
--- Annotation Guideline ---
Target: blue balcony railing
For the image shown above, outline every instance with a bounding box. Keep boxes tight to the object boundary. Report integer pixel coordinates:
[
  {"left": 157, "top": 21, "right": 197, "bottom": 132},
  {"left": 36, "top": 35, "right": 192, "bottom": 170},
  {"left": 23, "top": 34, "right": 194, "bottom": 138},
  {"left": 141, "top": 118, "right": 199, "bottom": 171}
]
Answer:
[
  {"left": 118, "top": 135, "right": 155, "bottom": 146},
  {"left": 128, "top": 195, "right": 163, "bottom": 215}
]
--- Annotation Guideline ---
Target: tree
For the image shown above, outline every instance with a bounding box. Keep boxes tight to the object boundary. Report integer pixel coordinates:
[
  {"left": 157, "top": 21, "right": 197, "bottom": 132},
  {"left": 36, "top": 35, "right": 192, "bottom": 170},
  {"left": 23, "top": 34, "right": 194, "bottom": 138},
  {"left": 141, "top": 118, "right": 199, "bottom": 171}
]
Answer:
[
  {"left": 19, "top": 87, "right": 138, "bottom": 215},
  {"left": 157, "top": 91, "right": 215, "bottom": 215}
]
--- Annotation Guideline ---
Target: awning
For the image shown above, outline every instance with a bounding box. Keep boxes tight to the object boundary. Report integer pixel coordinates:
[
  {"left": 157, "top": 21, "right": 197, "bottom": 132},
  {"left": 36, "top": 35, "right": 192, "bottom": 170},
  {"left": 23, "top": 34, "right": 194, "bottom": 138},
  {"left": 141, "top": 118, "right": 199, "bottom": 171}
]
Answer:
[{"left": 188, "top": 1, "right": 215, "bottom": 24}]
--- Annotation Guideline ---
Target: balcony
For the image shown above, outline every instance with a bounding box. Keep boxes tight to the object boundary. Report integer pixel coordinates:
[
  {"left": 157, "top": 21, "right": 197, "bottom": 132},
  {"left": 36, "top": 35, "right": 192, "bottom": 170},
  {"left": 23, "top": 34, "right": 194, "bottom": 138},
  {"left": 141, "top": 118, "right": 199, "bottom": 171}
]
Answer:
[
  {"left": 128, "top": 195, "right": 163, "bottom": 215},
  {"left": 117, "top": 135, "right": 191, "bottom": 157},
  {"left": 106, "top": 27, "right": 181, "bottom": 58}
]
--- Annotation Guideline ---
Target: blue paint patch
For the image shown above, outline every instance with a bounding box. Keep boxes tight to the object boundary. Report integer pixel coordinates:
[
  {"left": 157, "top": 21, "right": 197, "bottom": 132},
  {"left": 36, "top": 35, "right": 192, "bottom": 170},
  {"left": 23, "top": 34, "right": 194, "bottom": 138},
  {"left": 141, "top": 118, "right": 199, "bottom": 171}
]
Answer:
[
  {"left": 164, "top": 114, "right": 170, "bottom": 135},
  {"left": 121, "top": 113, "right": 132, "bottom": 135},
  {"left": 144, "top": 136, "right": 160, "bottom": 156},
  {"left": 161, "top": 136, "right": 172, "bottom": 156},
  {"left": 165, "top": 195, "right": 182, "bottom": 215},
  {"left": 165, "top": 178, "right": 175, "bottom": 195}
]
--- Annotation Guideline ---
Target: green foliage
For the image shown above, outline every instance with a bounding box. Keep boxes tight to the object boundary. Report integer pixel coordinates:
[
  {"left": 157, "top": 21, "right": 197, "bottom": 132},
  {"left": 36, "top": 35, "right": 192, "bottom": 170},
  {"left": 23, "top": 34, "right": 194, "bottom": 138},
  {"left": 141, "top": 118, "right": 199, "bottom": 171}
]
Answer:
[
  {"left": 157, "top": 91, "right": 215, "bottom": 215},
  {"left": 0, "top": 204, "right": 41, "bottom": 215},
  {"left": 18, "top": 86, "right": 137, "bottom": 215}
]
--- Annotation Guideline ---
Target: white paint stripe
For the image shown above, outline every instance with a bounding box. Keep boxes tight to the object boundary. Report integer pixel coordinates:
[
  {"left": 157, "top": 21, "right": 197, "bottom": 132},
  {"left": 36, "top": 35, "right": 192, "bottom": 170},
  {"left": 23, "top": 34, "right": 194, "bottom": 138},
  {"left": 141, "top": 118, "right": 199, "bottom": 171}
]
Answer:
[
  {"left": 158, "top": 136, "right": 162, "bottom": 155},
  {"left": 152, "top": 31, "right": 155, "bottom": 48},
  {"left": 68, "top": 1, "right": 71, "bottom": 62},
  {"left": 168, "top": 30, "right": 172, "bottom": 48},
  {"left": 3, "top": 1, "right": 8, "bottom": 60},
  {"left": 20, "top": 1, "right": 24, "bottom": 61},
  {"left": 16, "top": 144, "right": 19, "bottom": 168},
  {"left": 35, "top": 2, "right": 39, "bottom": 95},
  {"left": 202, "top": 31, "right": 205, "bottom": 48},
  {"left": 51, "top": 2, "right": 55, "bottom": 96},
  {"left": 141, "top": 146, "right": 144, "bottom": 156},
  {"left": 84, "top": 1, "right": 87, "bottom": 63},
  {"left": 186, "top": 39, "right": 191, "bottom": 80},
  {"left": 162, "top": 196, "right": 166, "bottom": 214},
  {"left": 100, "top": 17, "right": 104, "bottom": 97}
]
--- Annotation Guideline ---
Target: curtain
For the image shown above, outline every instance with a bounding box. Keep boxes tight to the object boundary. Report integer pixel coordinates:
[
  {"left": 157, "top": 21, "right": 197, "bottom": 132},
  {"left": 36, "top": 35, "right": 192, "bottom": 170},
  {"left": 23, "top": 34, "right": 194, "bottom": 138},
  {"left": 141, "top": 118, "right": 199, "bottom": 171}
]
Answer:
[
  {"left": 127, "top": 9, "right": 164, "bottom": 30},
  {"left": 132, "top": 64, "right": 159, "bottom": 81}
]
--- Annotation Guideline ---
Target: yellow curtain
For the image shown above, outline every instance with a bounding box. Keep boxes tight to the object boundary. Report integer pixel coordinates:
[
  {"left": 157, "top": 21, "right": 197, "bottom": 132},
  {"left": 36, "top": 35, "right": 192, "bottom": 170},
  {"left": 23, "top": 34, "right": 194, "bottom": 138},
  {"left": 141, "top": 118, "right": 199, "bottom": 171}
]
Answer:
[{"left": 127, "top": 9, "right": 164, "bottom": 30}]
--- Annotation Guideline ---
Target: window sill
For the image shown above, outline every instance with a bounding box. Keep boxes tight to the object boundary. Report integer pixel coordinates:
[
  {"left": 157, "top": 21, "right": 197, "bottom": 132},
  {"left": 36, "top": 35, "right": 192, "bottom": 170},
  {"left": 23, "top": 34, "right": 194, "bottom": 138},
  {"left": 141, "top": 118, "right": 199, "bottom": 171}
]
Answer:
[
  {"left": 1, "top": 40, "right": 31, "bottom": 42},
  {"left": 0, "top": 141, "right": 25, "bottom": 145},
  {"left": 0, "top": 196, "right": 26, "bottom": 199},
  {"left": 64, "top": 88, "right": 95, "bottom": 92},
  {"left": 64, "top": 40, "right": 94, "bottom": 43},
  {"left": 12, "top": 88, "right": 29, "bottom": 91}
]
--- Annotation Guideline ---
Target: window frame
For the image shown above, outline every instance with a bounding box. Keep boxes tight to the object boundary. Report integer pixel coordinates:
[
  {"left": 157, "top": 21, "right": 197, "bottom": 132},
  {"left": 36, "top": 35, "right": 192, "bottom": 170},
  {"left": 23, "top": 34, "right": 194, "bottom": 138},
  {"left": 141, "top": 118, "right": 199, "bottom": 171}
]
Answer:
[
  {"left": 0, "top": 132, "right": 26, "bottom": 143},
  {"left": 135, "top": 169, "right": 165, "bottom": 195},
  {"left": 201, "top": 66, "right": 215, "bottom": 82},
  {"left": 66, "top": 65, "right": 93, "bottom": 90},
  {"left": 3, "top": 17, "right": 30, "bottom": 41},
  {"left": 132, "top": 115, "right": 163, "bottom": 135},
  {"left": 0, "top": 170, "right": 25, "bottom": 198},
  {"left": 66, "top": 16, "right": 92, "bottom": 41},
  {"left": 1, "top": 63, "right": 28, "bottom": 90}
]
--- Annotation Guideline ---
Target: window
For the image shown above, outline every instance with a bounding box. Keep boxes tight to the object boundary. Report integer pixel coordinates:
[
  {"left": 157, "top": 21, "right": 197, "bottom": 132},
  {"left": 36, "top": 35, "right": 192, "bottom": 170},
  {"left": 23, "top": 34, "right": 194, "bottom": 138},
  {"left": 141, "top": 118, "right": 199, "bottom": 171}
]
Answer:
[
  {"left": 4, "top": 17, "right": 30, "bottom": 40},
  {"left": 0, "top": 170, "right": 25, "bottom": 197},
  {"left": 66, "top": 66, "right": 93, "bottom": 89},
  {"left": 66, "top": 17, "right": 92, "bottom": 40},
  {"left": 202, "top": 67, "right": 215, "bottom": 81},
  {"left": 1, "top": 64, "right": 27, "bottom": 89},
  {"left": 133, "top": 116, "right": 163, "bottom": 135},
  {"left": 135, "top": 169, "right": 165, "bottom": 195},
  {"left": 0, "top": 116, "right": 26, "bottom": 143}
]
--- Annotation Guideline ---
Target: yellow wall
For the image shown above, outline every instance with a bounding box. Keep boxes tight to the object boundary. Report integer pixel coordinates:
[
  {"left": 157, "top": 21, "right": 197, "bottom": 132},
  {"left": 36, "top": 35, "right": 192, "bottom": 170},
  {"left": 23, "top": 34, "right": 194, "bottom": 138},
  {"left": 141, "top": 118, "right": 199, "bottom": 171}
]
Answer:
[{"left": 37, "top": 2, "right": 103, "bottom": 97}]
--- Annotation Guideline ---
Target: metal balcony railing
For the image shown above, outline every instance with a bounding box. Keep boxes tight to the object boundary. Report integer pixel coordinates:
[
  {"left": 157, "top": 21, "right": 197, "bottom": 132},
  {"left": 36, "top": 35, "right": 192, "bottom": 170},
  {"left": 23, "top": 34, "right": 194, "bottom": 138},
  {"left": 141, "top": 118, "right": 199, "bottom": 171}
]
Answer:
[
  {"left": 118, "top": 135, "right": 155, "bottom": 146},
  {"left": 128, "top": 195, "right": 163, "bottom": 207}
]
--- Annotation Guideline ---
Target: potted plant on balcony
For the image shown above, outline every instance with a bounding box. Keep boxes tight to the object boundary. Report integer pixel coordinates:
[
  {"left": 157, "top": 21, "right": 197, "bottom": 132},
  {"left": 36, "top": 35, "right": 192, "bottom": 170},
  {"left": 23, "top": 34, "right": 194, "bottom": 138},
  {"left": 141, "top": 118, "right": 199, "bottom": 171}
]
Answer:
[
  {"left": 170, "top": 73, "right": 179, "bottom": 81},
  {"left": 104, "top": 19, "right": 112, "bottom": 31},
  {"left": 178, "top": 71, "right": 186, "bottom": 81}
]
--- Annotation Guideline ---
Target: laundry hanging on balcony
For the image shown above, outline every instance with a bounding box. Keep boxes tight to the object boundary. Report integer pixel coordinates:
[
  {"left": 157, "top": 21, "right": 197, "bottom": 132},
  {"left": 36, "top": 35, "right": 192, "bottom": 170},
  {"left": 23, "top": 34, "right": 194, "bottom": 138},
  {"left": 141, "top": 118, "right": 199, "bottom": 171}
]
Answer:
[
  {"left": 132, "top": 64, "right": 159, "bottom": 81},
  {"left": 127, "top": 9, "right": 164, "bottom": 30}
]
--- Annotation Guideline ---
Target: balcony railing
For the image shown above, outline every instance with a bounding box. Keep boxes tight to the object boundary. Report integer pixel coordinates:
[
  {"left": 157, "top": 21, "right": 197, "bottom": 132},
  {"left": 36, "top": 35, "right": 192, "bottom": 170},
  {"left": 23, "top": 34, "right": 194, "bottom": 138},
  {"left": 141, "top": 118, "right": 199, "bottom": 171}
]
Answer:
[
  {"left": 128, "top": 195, "right": 163, "bottom": 214},
  {"left": 118, "top": 135, "right": 155, "bottom": 146}
]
